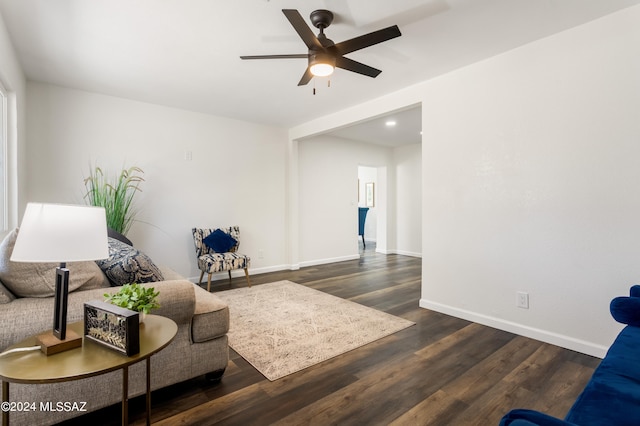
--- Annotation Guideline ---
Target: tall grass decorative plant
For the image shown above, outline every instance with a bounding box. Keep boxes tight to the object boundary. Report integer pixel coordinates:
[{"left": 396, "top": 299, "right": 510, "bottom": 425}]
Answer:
[{"left": 83, "top": 165, "right": 144, "bottom": 236}]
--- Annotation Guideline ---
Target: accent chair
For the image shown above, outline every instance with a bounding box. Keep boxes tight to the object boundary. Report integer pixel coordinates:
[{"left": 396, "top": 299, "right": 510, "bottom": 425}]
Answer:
[{"left": 192, "top": 226, "right": 251, "bottom": 292}]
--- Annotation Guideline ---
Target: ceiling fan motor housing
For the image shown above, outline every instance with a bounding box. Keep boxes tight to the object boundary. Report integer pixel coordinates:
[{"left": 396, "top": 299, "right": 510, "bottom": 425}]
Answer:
[{"left": 310, "top": 9, "right": 334, "bottom": 30}]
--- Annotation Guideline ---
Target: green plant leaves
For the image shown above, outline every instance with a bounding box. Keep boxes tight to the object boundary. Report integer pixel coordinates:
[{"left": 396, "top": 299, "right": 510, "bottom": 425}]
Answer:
[{"left": 104, "top": 283, "right": 160, "bottom": 314}]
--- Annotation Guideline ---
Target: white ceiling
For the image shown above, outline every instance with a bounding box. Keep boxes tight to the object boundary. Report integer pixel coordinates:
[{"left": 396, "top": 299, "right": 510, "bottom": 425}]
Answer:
[
  {"left": 0, "top": 0, "right": 638, "bottom": 142},
  {"left": 329, "top": 106, "right": 422, "bottom": 147}
]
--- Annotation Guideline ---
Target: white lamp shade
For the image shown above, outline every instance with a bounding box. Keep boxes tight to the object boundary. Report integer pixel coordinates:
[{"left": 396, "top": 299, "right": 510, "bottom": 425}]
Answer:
[{"left": 11, "top": 203, "right": 109, "bottom": 263}]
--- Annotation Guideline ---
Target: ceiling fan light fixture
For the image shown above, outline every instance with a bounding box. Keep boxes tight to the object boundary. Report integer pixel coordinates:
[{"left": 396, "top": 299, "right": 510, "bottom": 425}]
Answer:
[
  {"left": 310, "top": 63, "right": 334, "bottom": 77},
  {"left": 240, "top": 9, "right": 401, "bottom": 86},
  {"left": 309, "top": 53, "right": 335, "bottom": 77}
]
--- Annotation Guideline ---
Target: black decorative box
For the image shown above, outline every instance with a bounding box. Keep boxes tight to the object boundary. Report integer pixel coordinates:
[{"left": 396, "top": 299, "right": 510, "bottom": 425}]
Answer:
[{"left": 83, "top": 300, "right": 140, "bottom": 356}]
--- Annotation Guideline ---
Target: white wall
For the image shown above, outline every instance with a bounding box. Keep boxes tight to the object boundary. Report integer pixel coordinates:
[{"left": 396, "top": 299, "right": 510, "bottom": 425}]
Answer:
[
  {"left": 394, "top": 143, "right": 422, "bottom": 257},
  {"left": 291, "top": 5, "right": 640, "bottom": 357},
  {"left": 419, "top": 5, "right": 640, "bottom": 357},
  {"left": 26, "top": 82, "right": 289, "bottom": 279}
]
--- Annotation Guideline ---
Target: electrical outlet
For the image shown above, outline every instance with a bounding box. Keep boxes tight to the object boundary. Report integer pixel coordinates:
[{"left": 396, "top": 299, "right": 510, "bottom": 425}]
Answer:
[
  {"left": 184, "top": 150, "right": 192, "bottom": 161},
  {"left": 517, "top": 292, "right": 529, "bottom": 309},
  {"left": 258, "top": 249, "right": 264, "bottom": 259}
]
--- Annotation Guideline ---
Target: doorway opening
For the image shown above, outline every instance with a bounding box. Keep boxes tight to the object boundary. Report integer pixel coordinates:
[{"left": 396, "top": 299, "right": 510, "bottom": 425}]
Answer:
[{"left": 358, "top": 166, "right": 379, "bottom": 253}]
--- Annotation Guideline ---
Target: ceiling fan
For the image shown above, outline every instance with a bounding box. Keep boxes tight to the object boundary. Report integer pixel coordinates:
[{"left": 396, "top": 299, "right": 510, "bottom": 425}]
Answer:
[{"left": 240, "top": 9, "right": 401, "bottom": 86}]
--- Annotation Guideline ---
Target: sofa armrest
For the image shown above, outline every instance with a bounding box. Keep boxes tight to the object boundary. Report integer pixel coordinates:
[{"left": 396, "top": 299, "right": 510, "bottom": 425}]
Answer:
[
  {"left": 102, "top": 280, "right": 195, "bottom": 325},
  {"left": 500, "top": 410, "right": 577, "bottom": 426},
  {"left": 191, "top": 284, "right": 229, "bottom": 342}
]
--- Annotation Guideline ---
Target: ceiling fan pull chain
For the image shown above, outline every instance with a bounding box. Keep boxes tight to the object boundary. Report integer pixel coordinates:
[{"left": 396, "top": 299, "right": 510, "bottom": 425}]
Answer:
[
  {"left": 313, "top": 79, "right": 316, "bottom": 95},
  {"left": 328, "top": 79, "right": 331, "bottom": 88}
]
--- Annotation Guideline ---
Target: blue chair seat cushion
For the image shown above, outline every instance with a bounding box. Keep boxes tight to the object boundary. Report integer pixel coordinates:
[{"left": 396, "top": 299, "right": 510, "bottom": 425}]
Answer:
[
  {"left": 198, "top": 252, "right": 250, "bottom": 273},
  {"left": 203, "top": 229, "right": 237, "bottom": 253}
]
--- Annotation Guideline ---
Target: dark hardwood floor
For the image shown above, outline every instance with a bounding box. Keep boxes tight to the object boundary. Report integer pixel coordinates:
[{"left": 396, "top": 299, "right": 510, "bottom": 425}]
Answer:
[{"left": 64, "top": 244, "right": 599, "bottom": 425}]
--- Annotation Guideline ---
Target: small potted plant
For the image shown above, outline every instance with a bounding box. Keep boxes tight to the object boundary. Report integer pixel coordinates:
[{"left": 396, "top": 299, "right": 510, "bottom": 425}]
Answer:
[{"left": 104, "top": 283, "right": 160, "bottom": 323}]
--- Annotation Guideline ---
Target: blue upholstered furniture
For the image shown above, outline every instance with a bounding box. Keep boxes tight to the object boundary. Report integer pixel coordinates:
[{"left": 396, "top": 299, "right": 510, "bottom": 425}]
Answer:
[
  {"left": 358, "top": 207, "right": 369, "bottom": 247},
  {"left": 500, "top": 285, "right": 640, "bottom": 426},
  {"left": 192, "top": 227, "right": 251, "bottom": 292}
]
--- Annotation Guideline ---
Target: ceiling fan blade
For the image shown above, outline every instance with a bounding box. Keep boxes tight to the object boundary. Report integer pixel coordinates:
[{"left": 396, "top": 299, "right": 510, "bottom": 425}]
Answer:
[
  {"left": 334, "top": 25, "right": 401, "bottom": 56},
  {"left": 298, "top": 68, "right": 314, "bottom": 86},
  {"left": 282, "top": 9, "right": 323, "bottom": 51},
  {"left": 335, "top": 56, "right": 382, "bottom": 78},
  {"left": 240, "top": 54, "right": 309, "bottom": 60}
]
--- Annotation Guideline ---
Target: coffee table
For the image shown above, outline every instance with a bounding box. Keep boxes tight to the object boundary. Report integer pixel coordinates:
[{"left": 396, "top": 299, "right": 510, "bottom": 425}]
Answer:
[{"left": 0, "top": 314, "right": 177, "bottom": 426}]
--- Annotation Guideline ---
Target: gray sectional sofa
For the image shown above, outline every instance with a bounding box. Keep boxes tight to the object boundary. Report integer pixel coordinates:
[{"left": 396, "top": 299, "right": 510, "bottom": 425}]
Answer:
[{"left": 0, "top": 229, "right": 230, "bottom": 425}]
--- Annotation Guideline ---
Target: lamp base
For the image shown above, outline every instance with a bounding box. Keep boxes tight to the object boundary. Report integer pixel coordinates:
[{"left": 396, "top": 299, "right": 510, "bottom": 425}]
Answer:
[{"left": 36, "top": 329, "right": 82, "bottom": 355}]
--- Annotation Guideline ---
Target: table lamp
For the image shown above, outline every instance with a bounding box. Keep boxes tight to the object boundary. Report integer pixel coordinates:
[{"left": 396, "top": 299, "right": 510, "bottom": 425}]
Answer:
[{"left": 10, "top": 203, "right": 109, "bottom": 355}]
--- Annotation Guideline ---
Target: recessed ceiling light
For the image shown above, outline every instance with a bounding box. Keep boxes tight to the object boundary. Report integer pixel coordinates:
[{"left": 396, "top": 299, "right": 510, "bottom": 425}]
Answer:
[{"left": 385, "top": 120, "right": 397, "bottom": 127}]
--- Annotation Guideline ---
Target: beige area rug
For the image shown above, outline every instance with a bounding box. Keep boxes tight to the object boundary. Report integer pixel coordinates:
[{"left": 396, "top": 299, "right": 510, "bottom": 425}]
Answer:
[{"left": 217, "top": 280, "right": 415, "bottom": 381}]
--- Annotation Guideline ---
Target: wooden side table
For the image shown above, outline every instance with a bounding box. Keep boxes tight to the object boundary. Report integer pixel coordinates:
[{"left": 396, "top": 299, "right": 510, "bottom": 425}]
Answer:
[{"left": 0, "top": 315, "right": 177, "bottom": 425}]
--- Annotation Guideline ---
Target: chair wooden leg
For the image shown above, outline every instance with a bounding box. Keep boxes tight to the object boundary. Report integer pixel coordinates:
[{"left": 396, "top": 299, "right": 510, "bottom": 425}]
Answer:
[
  {"left": 198, "top": 270, "right": 205, "bottom": 286},
  {"left": 244, "top": 268, "right": 251, "bottom": 288},
  {"left": 228, "top": 270, "right": 232, "bottom": 283},
  {"left": 207, "top": 273, "right": 212, "bottom": 292}
]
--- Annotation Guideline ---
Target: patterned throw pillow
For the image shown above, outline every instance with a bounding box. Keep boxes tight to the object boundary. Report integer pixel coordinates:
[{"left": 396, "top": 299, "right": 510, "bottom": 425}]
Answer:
[
  {"left": 203, "top": 229, "right": 237, "bottom": 253},
  {"left": 96, "top": 237, "right": 164, "bottom": 287}
]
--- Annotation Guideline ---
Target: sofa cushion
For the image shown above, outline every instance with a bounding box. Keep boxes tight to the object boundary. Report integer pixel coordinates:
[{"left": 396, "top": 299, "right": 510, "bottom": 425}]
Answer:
[
  {"left": 0, "top": 280, "right": 15, "bottom": 304},
  {"left": 191, "top": 284, "right": 230, "bottom": 343},
  {"left": 564, "top": 325, "right": 640, "bottom": 426},
  {"left": 203, "top": 229, "right": 237, "bottom": 253},
  {"left": 96, "top": 237, "right": 164, "bottom": 286},
  {"left": 0, "top": 228, "right": 108, "bottom": 298},
  {"left": 500, "top": 409, "right": 576, "bottom": 425}
]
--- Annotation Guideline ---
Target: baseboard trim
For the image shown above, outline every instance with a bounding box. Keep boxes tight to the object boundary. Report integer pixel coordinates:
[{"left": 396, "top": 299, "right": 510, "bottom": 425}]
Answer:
[
  {"left": 188, "top": 257, "right": 360, "bottom": 283},
  {"left": 376, "top": 248, "right": 422, "bottom": 258},
  {"left": 299, "top": 254, "right": 361, "bottom": 268},
  {"left": 419, "top": 298, "right": 608, "bottom": 359},
  {"left": 187, "top": 264, "right": 292, "bottom": 284},
  {"left": 251, "top": 264, "right": 292, "bottom": 275},
  {"left": 394, "top": 250, "right": 422, "bottom": 258}
]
